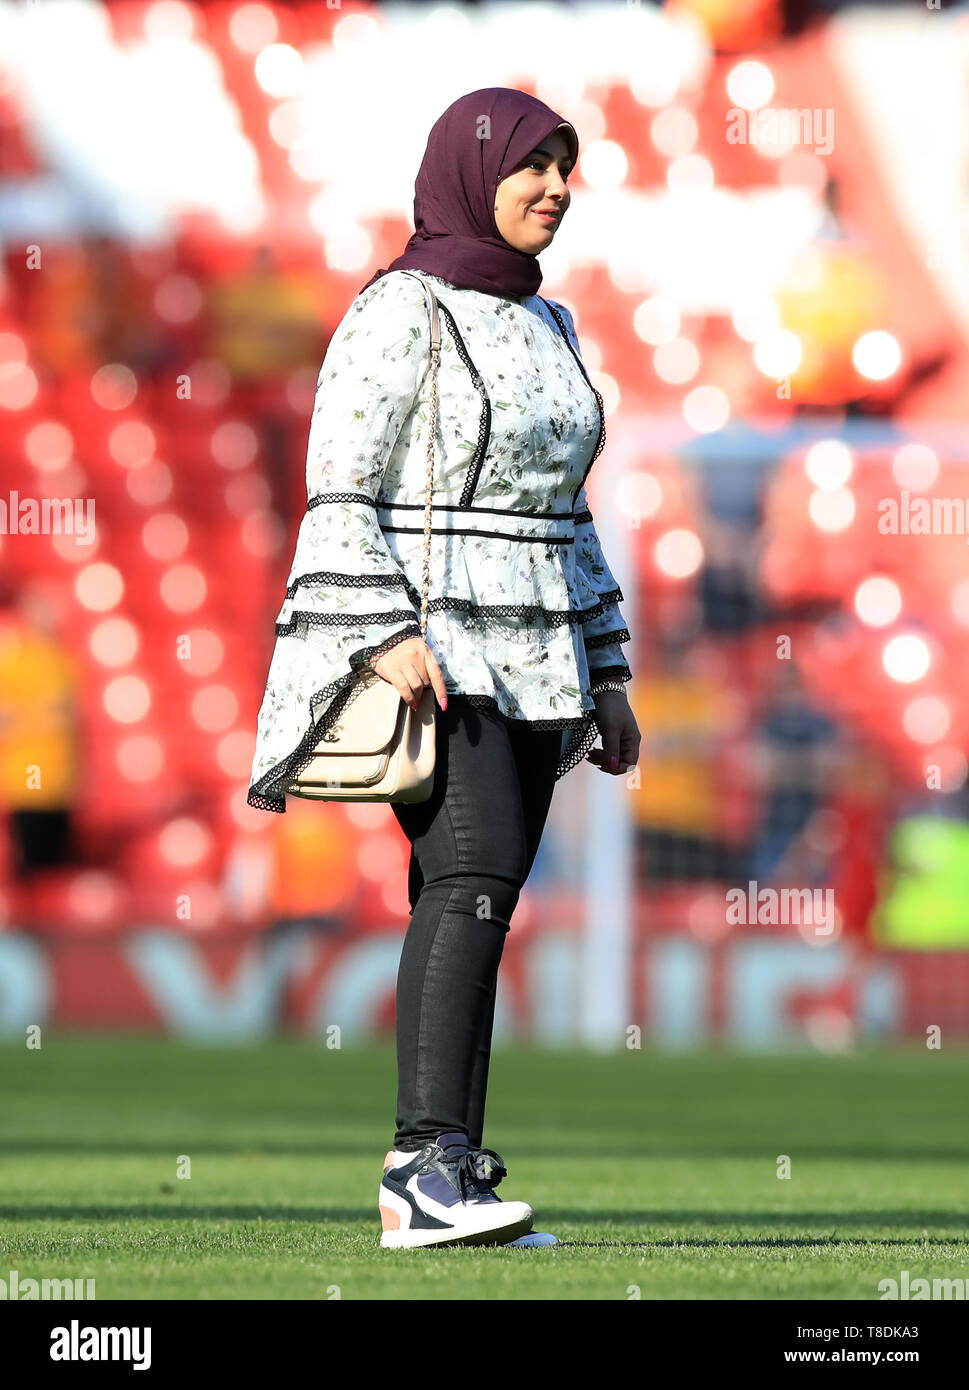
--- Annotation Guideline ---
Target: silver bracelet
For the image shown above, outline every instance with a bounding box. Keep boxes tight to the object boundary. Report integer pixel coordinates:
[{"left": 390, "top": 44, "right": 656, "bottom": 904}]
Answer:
[{"left": 589, "top": 679, "right": 628, "bottom": 697}]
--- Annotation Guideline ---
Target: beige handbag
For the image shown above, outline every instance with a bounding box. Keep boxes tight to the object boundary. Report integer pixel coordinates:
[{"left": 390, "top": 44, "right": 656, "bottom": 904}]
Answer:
[{"left": 284, "top": 272, "right": 441, "bottom": 803}]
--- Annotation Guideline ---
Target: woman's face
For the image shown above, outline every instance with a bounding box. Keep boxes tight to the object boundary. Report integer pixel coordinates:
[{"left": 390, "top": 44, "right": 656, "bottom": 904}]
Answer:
[{"left": 493, "top": 128, "right": 573, "bottom": 254}]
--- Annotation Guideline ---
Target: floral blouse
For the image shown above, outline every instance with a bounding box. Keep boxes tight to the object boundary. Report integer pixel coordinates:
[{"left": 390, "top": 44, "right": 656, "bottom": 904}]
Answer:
[{"left": 247, "top": 269, "right": 632, "bottom": 813}]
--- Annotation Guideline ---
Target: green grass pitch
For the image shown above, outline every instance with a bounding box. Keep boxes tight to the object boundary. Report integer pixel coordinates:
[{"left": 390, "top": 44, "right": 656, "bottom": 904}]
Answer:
[{"left": 0, "top": 1035, "right": 966, "bottom": 1300}]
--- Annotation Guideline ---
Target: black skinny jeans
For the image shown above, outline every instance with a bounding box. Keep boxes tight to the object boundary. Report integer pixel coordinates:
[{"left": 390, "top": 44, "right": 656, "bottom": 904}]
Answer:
[{"left": 390, "top": 696, "right": 562, "bottom": 1152}]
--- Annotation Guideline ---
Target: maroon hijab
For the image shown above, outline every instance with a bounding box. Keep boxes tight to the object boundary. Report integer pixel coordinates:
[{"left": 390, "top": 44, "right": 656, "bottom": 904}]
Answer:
[{"left": 360, "top": 87, "right": 578, "bottom": 301}]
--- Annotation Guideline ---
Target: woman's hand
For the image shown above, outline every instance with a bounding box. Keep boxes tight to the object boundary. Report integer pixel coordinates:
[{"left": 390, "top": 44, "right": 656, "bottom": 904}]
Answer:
[
  {"left": 586, "top": 689, "right": 641, "bottom": 775},
  {"left": 371, "top": 637, "right": 449, "bottom": 712}
]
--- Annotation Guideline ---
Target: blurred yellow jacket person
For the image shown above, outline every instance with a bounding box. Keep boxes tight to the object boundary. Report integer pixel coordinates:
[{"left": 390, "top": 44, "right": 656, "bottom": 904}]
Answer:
[{"left": 0, "top": 612, "right": 80, "bottom": 809}]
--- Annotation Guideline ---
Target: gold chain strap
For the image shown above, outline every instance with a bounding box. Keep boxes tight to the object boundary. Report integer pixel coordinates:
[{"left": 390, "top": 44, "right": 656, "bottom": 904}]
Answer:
[
  {"left": 420, "top": 315, "right": 439, "bottom": 640},
  {"left": 398, "top": 271, "right": 440, "bottom": 643}
]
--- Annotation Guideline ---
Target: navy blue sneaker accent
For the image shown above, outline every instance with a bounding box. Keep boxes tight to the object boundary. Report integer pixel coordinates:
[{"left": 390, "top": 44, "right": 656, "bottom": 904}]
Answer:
[{"left": 414, "top": 1132, "right": 508, "bottom": 1207}]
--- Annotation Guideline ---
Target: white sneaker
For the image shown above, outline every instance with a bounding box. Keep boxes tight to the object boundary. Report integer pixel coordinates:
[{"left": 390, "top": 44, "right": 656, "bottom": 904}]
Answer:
[{"left": 378, "top": 1131, "right": 533, "bottom": 1249}]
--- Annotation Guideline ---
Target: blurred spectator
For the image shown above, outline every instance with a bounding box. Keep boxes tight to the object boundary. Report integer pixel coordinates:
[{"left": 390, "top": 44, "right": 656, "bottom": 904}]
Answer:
[
  {"left": 206, "top": 243, "right": 328, "bottom": 526},
  {"left": 631, "top": 630, "right": 743, "bottom": 882},
  {"left": 746, "top": 660, "right": 843, "bottom": 884},
  {"left": 267, "top": 798, "right": 360, "bottom": 935},
  {"left": 697, "top": 516, "right": 766, "bottom": 634},
  {"left": 0, "top": 581, "right": 81, "bottom": 879},
  {"left": 874, "top": 807, "right": 969, "bottom": 948},
  {"left": 20, "top": 236, "right": 181, "bottom": 382},
  {"left": 88, "top": 235, "right": 186, "bottom": 380},
  {"left": 28, "top": 241, "right": 100, "bottom": 377},
  {"left": 825, "top": 741, "right": 896, "bottom": 944},
  {"left": 206, "top": 243, "right": 325, "bottom": 381}
]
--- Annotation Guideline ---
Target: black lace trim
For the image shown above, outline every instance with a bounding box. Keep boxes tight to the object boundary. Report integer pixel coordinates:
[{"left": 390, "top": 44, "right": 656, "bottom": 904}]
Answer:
[
  {"left": 588, "top": 663, "right": 633, "bottom": 684},
  {"left": 308, "top": 491, "right": 377, "bottom": 508},
  {"left": 573, "top": 509, "right": 593, "bottom": 525},
  {"left": 585, "top": 626, "right": 632, "bottom": 651},
  {"left": 275, "top": 608, "right": 419, "bottom": 638},
  {"left": 274, "top": 586, "right": 626, "bottom": 637},
  {"left": 420, "top": 591, "right": 625, "bottom": 627},
  {"left": 435, "top": 302, "right": 492, "bottom": 509},
  {"left": 593, "top": 590, "right": 625, "bottom": 610},
  {"left": 246, "top": 625, "right": 421, "bottom": 814},
  {"left": 564, "top": 710, "right": 605, "bottom": 777},
  {"left": 283, "top": 570, "right": 411, "bottom": 598},
  {"left": 542, "top": 301, "right": 606, "bottom": 507}
]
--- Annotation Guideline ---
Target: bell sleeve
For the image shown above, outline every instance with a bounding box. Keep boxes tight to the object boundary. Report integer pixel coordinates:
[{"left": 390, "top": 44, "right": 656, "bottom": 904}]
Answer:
[
  {"left": 550, "top": 301, "right": 634, "bottom": 688},
  {"left": 247, "top": 272, "right": 430, "bottom": 813},
  {"left": 573, "top": 481, "right": 633, "bottom": 685}
]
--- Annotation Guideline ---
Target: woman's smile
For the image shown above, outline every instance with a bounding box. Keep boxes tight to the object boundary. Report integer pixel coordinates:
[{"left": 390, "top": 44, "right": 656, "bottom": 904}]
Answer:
[{"left": 493, "top": 125, "right": 573, "bottom": 253}]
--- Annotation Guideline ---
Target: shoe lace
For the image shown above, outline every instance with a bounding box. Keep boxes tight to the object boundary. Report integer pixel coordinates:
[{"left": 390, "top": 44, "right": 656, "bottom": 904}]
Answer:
[{"left": 442, "top": 1146, "right": 507, "bottom": 1201}]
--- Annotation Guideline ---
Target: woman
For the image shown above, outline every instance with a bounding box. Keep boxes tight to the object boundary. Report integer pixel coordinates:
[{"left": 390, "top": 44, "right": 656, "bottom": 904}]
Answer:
[{"left": 248, "top": 88, "right": 641, "bottom": 1248}]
